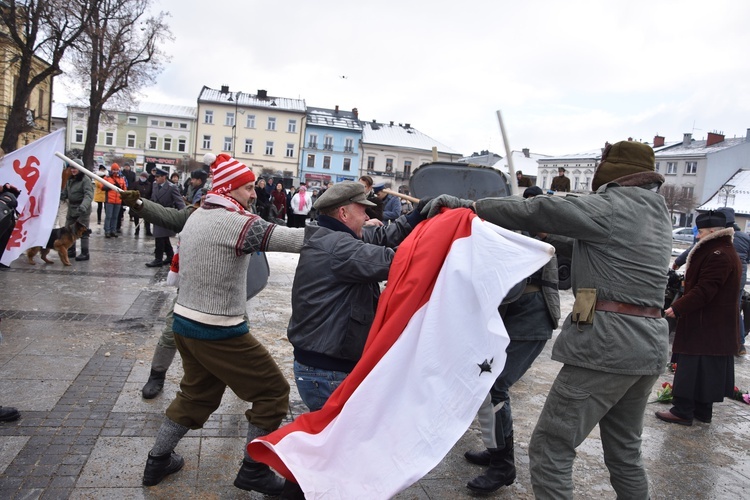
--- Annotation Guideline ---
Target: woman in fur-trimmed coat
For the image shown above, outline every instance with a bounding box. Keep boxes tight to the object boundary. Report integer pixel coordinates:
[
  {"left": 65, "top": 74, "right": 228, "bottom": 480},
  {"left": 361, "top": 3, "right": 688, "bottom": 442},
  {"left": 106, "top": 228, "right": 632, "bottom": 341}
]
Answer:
[{"left": 661, "top": 214, "right": 741, "bottom": 425}]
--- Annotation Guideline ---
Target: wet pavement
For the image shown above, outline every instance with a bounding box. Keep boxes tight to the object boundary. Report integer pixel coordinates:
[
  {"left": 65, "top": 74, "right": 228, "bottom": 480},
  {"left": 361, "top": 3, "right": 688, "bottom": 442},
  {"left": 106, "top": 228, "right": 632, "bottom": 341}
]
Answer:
[{"left": 1, "top": 221, "right": 749, "bottom": 499}]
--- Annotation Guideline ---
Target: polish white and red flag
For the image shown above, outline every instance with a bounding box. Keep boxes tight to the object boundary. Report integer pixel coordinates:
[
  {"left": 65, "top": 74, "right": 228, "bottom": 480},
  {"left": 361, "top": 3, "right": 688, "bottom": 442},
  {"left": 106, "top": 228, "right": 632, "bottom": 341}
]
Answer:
[
  {"left": 0, "top": 129, "right": 65, "bottom": 266},
  {"left": 248, "top": 207, "right": 554, "bottom": 499}
]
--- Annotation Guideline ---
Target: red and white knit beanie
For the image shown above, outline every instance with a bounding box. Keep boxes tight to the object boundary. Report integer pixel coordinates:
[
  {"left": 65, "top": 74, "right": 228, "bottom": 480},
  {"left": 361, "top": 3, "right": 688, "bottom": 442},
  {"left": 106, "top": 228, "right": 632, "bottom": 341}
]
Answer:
[{"left": 204, "top": 153, "right": 255, "bottom": 195}]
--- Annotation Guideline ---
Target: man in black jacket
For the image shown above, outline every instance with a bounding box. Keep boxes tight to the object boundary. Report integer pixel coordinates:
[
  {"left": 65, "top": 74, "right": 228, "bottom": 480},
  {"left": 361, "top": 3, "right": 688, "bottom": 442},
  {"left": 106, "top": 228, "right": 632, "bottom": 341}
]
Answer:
[{"left": 0, "top": 183, "right": 21, "bottom": 421}]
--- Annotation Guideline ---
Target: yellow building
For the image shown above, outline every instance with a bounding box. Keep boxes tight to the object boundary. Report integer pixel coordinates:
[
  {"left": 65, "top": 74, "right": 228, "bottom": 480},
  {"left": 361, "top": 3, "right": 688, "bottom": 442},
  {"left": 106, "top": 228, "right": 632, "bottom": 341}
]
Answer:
[
  {"left": 0, "top": 23, "right": 54, "bottom": 150},
  {"left": 195, "top": 86, "right": 306, "bottom": 178}
]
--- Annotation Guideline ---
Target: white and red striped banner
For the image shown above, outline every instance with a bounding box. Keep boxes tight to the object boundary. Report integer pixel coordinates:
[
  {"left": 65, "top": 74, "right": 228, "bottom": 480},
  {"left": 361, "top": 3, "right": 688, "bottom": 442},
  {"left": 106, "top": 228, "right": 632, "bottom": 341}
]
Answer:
[
  {"left": 248, "top": 208, "right": 554, "bottom": 499},
  {"left": 0, "top": 129, "right": 66, "bottom": 266}
]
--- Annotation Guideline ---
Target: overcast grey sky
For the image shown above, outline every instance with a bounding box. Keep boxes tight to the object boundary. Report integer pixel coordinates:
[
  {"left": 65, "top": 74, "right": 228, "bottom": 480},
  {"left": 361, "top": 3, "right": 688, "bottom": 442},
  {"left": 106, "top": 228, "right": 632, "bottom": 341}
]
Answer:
[{"left": 58, "top": 0, "right": 750, "bottom": 157}]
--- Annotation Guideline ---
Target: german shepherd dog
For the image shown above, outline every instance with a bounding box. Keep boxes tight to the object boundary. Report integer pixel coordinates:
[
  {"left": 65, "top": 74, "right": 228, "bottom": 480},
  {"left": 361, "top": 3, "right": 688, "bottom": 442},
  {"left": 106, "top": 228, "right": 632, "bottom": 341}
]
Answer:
[{"left": 26, "top": 221, "right": 88, "bottom": 266}]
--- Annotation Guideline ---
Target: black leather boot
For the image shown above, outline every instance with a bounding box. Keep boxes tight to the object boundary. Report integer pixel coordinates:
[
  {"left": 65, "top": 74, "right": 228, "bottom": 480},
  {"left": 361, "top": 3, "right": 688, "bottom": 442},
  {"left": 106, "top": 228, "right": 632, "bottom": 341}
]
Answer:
[
  {"left": 0, "top": 406, "right": 20, "bottom": 422},
  {"left": 142, "top": 451, "right": 184, "bottom": 486},
  {"left": 75, "top": 238, "right": 89, "bottom": 261},
  {"left": 142, "top": 369, "right": 167, "bottom": 399},
  {"left": 466, "top": 433, "right": 516, "bottom": 493},
  {"left": 464, "top": 448, "right": 491, "bottom": 466},
  {"left": 234, "top": 460, "right": 285, "bottom": 495}
]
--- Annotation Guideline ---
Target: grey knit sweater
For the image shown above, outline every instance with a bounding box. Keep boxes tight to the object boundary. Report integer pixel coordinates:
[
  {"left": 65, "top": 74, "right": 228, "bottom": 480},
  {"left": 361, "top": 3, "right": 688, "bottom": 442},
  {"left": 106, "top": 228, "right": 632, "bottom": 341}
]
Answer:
[{"left": 174, "top": 203, "right": 303, "bottom": 327}]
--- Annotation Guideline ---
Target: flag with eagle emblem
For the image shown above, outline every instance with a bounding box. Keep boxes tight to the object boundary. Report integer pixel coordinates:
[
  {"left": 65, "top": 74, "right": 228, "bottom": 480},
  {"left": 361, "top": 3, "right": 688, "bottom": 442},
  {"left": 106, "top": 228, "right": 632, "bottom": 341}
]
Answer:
[{"left": 248, "top": 207, "right": 554, "bottom": 499}]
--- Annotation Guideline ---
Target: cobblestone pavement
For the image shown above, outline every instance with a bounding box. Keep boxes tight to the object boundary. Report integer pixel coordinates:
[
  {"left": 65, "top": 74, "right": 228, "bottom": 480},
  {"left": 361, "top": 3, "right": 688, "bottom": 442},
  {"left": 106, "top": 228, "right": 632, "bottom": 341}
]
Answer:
[{"left": 1, "top": 223, "right": 749, "bottom": 499}]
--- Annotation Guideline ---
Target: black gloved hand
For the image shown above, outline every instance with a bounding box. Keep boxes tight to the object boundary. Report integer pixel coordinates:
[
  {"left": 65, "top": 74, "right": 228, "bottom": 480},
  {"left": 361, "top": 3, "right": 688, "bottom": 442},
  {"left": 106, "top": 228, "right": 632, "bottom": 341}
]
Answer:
[{"left": 2, "top": 183, "right": 21, "bottom": 197}]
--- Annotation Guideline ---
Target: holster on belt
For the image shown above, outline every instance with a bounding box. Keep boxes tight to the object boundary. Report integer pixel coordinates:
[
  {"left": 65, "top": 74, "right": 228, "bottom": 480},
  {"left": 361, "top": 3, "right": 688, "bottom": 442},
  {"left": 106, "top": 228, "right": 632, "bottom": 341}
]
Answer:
[{"left": 572, "top": 288, "right": 597, "bottom": 331}]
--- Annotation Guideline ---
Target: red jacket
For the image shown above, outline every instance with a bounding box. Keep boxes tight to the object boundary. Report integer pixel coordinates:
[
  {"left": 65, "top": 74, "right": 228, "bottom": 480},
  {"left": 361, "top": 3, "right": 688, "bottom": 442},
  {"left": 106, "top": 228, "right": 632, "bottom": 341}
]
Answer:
[
  {"left": 103, "top": 174, "right": 127, "bottom": 204},
  {"left": 671, "top": 227, "right": 741, "bottom": 356}
]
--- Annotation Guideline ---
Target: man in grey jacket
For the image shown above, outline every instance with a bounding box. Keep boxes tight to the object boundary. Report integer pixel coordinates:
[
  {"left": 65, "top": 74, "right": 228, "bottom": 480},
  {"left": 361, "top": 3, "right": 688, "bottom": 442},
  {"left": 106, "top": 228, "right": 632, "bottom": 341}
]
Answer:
[
  {"left": 424, "top": 140, "right": 671, "bottom": 499},
  {"left": 287, "top": 181, "right": 425, "bottom": 412}
]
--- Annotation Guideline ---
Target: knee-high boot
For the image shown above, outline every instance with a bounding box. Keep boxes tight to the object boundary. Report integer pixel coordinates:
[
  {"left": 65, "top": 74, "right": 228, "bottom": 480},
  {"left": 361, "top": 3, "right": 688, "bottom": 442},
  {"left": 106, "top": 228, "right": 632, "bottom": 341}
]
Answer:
[{"left": 67, "top": 240, "right": 76, "bottom": 259}]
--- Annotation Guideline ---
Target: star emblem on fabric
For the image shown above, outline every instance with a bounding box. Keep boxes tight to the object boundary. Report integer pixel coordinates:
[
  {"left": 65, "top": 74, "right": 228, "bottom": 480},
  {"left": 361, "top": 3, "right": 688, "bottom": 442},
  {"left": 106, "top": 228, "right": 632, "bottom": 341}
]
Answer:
[{"left": 477, "top": 358, "right": 494, "bottom": 375}]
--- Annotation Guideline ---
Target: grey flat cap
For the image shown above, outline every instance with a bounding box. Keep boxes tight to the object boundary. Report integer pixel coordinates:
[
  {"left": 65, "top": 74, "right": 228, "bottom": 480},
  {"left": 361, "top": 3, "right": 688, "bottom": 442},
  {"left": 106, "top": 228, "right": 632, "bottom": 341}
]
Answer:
[{"left": 313, "top": 181, "right": 376, "bottom": 210}]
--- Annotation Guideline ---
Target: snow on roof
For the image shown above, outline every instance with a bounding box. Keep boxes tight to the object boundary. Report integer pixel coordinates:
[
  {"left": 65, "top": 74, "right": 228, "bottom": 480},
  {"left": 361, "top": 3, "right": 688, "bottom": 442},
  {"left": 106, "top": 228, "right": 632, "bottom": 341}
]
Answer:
[
  {"left": 134, "top": 102, "right": 196, "bottom": 118},
  {"left": 491, "top": 150, "right": 551, "bottom": 178},
  {"left": 307, "top": 107, "right": 362, "bottom": 131},
  {"left": 656, "top": 137, "right": 748, "bottom": 157},
  {"left": 198, "top": 86, "right": 305, "bottom": 113},
  {"left": 698, "top": 169, "right": 750, "bottom": 215},
  {"left": 361, "top": 121, "right": 459, "bottom": 155},
  {"left": 51, "top": 102, "right": 68, "bottom": 119}
]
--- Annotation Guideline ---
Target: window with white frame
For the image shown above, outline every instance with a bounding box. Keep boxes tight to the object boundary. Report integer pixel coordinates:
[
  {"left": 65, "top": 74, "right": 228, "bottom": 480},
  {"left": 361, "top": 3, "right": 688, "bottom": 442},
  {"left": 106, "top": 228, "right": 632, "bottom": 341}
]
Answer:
[
  {"left": 163, "top": 137, "right": 172, "bottom": 151},
  {"left": 149, "top": 136, "right": 157, "bottom": 149},
  {"left": 288, "top": 119, "right": 297, "bottom": 133},
  {"left": 128, "top": 116, "right": 137, "bottom": 125},
  {"left": 179, "top": 123, "right": 187, "bottom": 129},
  {"left": 105, "top": 132, "right": 114, "bottom": 146},
  {"left": 223, "top": 137, "right": 232, "bottom": 151},
  {"left": 127, "top": 133, "right": 136, "bottom": 148},
  {"left": 202, "top": 135, "right": 211, "bottom": 149},
  {"left": 204, "top": 110, "right": 213, "bottom": 124},
  {"left": 244, "top": 139, "right": 253, "bottom": 154},
  {"left": 367, "top": 156, "right": 375, "bottom": 170},
  {"left": 323, "top": 156, "right": 331, "bottom": 169},
  {"left": 286, "top": 143, "right": 294, "bottom": 158},
  {"left": 267, "top": 117, "right": 276, "bottom": 131},
  {"left": 385, "top": 158, "right": 393, "bottom": 172},
  {"left": 666, "top": 162, "right": 677, "bottom": 174},
  {"left": 685, "top": 161, "right": 697, "bottom": 175},
  {"left": 225, "top": 112, "right": 235, "bottom": 127},
  {"left": 265, "top": 141, "right": 274, "bottom": 155},
  {"left": 655, "top": 161, "right": 660, "bottom": 173},
  {"left": 308, "top": 134, "right": 318, "bottom": 149},
  {"left": 307, "top": 154, "right": 315, "bottom": 168},
  {"left": 165, "top": 121, "right": 173, "bottom": 128},
  {"left": 323, "top": 136, "right": 333, "bottom": 151},
  {"left": 178, "top": 138, "right": 186, "bottom": 152},
  {"left": 682, "top": 186, "right": 694, "bottom": 198},
  {"left": 74, "top": 129, "right": 84, "bottom": 143},
  {"left": 344, "top": 138, "right": 353, "bottom": 153},
  {"left": 541, "top": 173, "right": 548, "bottom": 189},
  {"left": 246, "top": 114, "right": 255, "bottom": 128},
  {"left": 343, "top": 158, "right": 351, "bottom": 171},
  {"left": 151, "top": 119, "right": 159, "bottom": 126}
]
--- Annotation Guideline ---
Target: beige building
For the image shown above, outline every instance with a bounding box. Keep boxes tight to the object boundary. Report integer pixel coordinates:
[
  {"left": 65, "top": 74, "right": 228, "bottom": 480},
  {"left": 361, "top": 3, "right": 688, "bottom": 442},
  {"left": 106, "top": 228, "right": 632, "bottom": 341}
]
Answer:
[
  {"left": 361, "top": 120, "right": 461, "bottom": 190},
  {"left": 0, "top": 24, "right": 54, "bottom": 150},
  {"left": 195, "top": 86, "right": 306, "bottom": 178}
]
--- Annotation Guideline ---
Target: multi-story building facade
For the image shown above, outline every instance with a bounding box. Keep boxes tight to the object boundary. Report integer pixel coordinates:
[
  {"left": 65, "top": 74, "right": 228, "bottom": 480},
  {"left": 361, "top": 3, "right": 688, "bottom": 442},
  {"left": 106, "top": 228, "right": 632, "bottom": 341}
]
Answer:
[
  {"left": 65, "top": 102, "right": 197, "bottom": 173},
  {"left": 195, "top": 86, "right": 306, "bottom": 179},
  {"left": 656, "top": 130, "right": 750, "bottom": 226},
  {"left": 361, "top": 120, "right": 461, "bottom": 190},
  {"left": 537, "top": 150, "right": 599, "bottom": 192},
  {"left": 0, "top": 21, "right": 54, "bottom": 150},
  {"left": 299, "top": 106, "right": 362, "bottom": 187}
]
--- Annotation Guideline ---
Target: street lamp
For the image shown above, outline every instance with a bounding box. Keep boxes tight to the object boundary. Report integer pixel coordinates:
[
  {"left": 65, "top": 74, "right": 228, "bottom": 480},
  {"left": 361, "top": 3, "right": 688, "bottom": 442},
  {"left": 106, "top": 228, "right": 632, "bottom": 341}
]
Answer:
[
  {"left": 719, "top": 184, "right": 735, "bottom": 207},
  {"left": 227, "top": 90, "right": 241, "bottom": 158}
]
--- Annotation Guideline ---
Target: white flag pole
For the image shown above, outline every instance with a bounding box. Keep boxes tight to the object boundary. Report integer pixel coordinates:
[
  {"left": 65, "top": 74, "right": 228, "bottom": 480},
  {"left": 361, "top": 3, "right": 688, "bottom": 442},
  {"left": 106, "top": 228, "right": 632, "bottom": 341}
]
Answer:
[
  {"left": 496, "top": 110, "right": 518, "bottom": 197},
  {"left": 54, "top": 152, "right": 125, "bottom": 193}
]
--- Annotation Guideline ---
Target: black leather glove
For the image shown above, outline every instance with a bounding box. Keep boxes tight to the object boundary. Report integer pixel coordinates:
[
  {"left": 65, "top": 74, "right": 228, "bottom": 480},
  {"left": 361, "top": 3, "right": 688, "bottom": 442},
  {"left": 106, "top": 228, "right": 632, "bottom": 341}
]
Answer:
[{"left": 2, "top": 183, "right": 21, "bottom": 197}]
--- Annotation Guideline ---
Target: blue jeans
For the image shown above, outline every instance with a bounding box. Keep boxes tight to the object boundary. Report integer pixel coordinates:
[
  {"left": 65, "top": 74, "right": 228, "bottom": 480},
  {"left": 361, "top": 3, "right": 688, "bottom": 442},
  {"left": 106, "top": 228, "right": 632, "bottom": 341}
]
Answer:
[
  {"left": 293, "top": 360, "right": 348, "bottom": 411},
  {"left": 104, "top": 203, "right": 121, "bottom": 234}
]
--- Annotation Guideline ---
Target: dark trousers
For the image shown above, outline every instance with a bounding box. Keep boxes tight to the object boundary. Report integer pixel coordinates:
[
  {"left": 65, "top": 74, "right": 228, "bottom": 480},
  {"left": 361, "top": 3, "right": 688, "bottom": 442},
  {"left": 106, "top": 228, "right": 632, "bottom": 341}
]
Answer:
[
  {"left": 96, "top": 203, "right": 103, "bottom": 224},
  {"left": 154, "top": 237, "right": 174, "bottom": 261}
]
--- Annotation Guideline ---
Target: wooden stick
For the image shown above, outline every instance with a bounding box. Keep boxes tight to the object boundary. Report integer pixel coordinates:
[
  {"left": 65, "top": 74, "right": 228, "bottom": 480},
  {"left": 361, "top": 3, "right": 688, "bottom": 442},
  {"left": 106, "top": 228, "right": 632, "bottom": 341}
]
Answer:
[
  {"left": 383, "top": 188, "right": 419, "bottom": 204},
  {"left": 54, "top": 152, "right": 125, "bottom": 193}
]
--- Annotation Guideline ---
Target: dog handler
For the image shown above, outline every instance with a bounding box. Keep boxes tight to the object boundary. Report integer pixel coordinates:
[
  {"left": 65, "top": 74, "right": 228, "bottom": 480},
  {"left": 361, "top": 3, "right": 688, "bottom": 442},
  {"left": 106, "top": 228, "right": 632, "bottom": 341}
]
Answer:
[{"left": 61, "top": 165, "right": 93, "bottom": 261}]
